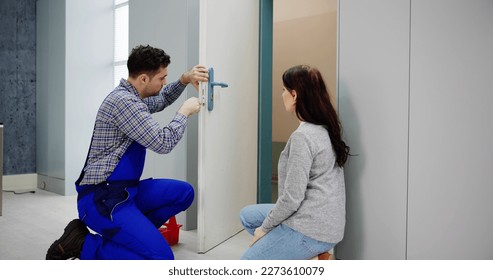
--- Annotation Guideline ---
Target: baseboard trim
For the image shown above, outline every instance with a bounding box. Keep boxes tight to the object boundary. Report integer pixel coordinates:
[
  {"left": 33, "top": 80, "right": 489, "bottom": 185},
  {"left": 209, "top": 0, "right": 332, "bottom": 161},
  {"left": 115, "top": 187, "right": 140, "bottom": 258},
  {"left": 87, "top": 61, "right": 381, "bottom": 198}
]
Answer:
[
  {"left": 2, "top": 173, "right": 38, "bottom": 192},
  {"left": 37, "top": 174, "right": 67, "bottom": 195}
]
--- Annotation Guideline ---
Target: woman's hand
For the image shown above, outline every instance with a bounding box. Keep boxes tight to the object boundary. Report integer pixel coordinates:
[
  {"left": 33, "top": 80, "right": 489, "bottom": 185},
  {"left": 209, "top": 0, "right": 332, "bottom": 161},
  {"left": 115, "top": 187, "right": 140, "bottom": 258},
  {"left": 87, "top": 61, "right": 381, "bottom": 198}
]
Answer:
[{"left": 249, "top": 227, "right": 267, "bottom": 247}]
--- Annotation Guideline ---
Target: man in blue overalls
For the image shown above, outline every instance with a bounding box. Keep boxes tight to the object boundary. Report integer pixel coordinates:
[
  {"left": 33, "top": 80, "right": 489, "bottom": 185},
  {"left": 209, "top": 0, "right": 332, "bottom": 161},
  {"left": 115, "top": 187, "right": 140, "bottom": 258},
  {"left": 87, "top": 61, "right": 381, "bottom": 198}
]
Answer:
[{"left": 46, "top": 45, "right": 208, "bottom": 260}]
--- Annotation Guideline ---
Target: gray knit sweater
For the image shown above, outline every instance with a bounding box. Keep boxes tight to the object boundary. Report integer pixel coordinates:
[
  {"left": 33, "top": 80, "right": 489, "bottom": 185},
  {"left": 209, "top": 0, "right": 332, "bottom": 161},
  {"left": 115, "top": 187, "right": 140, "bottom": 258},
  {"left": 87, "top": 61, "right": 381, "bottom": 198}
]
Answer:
[{"left": 261, "top": 122, "right": 346, "bottom": 243}]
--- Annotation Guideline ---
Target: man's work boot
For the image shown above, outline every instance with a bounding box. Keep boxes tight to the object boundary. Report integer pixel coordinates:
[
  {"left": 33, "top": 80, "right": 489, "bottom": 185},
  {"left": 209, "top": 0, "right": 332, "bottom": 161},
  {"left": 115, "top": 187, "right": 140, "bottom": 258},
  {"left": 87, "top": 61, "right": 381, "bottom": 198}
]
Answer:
[{"left": 46, "top": 219, "right": 89, "bottom": 260}]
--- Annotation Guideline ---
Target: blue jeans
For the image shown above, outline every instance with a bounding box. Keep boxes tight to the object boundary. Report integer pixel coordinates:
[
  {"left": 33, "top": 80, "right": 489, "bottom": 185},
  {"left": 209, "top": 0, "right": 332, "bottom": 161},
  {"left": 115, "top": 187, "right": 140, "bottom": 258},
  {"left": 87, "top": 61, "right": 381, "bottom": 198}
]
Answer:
[{"left": 240, "top": 204, "right": 335, "bottom": 260}]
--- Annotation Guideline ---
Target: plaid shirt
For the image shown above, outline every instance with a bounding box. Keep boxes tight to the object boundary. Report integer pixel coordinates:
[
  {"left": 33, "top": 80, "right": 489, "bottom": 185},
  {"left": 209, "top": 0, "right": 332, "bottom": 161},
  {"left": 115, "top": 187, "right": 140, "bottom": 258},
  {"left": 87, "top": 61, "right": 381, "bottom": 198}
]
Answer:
[{"left": 79, "top": 78, "right": 188, "bottom": 185}]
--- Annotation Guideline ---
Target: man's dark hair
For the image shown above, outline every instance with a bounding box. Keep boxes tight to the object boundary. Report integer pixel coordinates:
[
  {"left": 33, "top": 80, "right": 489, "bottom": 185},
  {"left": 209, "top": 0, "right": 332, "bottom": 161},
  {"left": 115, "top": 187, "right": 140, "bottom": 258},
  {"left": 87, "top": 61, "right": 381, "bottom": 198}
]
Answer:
[{"left": 127, "top": 45, "right": 171, "bottom": 78}]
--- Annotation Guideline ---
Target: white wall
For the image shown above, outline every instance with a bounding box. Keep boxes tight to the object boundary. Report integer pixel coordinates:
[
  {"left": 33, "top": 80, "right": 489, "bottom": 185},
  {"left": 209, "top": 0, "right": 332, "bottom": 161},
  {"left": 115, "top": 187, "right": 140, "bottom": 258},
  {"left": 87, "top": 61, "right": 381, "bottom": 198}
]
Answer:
[
  {"left": 65, "top": 0, "right": 114, "bottom": 196},
  {"left": 36, "top": 0, "right": 115, "bottom": 195}
]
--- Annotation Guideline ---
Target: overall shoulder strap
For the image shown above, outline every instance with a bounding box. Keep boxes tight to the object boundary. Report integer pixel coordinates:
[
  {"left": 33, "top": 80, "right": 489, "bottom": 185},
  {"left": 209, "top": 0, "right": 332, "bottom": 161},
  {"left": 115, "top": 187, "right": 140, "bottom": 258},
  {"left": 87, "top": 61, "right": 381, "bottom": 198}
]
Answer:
[{"left": 75, "top": 124, "right": 96, "bottom": 186}]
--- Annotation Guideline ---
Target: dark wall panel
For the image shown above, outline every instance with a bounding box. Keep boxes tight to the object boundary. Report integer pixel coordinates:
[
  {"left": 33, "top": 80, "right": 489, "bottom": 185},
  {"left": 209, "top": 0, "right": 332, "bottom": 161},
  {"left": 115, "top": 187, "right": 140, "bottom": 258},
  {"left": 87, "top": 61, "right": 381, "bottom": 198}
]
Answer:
[{"left": 0, "top": 0, "right": 36, "bottom": 175}]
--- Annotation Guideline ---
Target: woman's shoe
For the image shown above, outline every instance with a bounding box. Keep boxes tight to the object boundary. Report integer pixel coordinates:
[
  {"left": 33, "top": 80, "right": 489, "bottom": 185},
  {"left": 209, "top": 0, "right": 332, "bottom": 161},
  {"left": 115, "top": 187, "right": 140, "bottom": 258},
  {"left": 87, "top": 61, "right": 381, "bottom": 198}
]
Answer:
[{"left": 310, "top": 252, "right": 334, "bottom": 260}]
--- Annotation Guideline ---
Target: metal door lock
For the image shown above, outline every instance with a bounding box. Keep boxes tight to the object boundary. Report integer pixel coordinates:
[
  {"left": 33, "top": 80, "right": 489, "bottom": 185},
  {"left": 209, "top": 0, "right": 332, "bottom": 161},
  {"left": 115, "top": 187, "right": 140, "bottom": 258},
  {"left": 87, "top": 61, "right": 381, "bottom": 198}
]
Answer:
[{"left": 207, "top": 67, "right": 228, "bottom": 111}]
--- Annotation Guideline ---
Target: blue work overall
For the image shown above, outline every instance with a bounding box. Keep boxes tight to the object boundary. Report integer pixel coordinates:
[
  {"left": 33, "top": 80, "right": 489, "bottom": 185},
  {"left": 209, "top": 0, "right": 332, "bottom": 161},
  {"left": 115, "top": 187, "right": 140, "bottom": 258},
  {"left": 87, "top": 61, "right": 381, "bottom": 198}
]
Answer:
[{"left": 75, "top": 142, "right": 194, "bottom": 259}]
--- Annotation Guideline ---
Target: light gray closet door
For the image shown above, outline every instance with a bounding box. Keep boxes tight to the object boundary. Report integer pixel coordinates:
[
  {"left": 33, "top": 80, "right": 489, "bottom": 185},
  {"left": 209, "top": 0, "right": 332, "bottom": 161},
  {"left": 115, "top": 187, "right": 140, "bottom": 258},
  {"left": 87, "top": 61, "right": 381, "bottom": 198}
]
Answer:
[
  {"left": 407, "top": 0, "right": 493, "bottom": 259},
  {"left": 336, "top": 0, "right": 411, "bottom": 259}
]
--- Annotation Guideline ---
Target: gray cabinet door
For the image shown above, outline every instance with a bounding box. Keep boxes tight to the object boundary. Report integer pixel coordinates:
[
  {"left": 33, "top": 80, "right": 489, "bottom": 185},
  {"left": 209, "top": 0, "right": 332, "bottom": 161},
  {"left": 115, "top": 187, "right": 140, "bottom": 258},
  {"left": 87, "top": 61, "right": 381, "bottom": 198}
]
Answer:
[
  {"left": 339, "top": 0, "right": 493, "bottom": 260},
  {"left": 336, "top": 0, "right": 410, "bottom": 260},
  {"left": 407, "top": 0, "right": 493, "bottom": 259}
]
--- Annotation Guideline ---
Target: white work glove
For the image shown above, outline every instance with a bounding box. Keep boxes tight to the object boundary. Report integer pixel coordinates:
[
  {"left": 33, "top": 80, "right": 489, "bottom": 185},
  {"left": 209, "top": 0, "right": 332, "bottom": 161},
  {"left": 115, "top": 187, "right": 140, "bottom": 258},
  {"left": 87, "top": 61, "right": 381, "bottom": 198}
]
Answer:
[{"left": 178, "top": 97, "right": 201, "bottom": 117}]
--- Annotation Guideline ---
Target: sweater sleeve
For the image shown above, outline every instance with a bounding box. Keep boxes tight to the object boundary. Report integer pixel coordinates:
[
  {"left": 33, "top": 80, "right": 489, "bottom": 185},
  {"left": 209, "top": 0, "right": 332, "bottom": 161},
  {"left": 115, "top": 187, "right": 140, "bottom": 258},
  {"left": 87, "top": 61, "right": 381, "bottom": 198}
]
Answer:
[{"left": 261, "top": 131, "right": 313, "bottom": 232}]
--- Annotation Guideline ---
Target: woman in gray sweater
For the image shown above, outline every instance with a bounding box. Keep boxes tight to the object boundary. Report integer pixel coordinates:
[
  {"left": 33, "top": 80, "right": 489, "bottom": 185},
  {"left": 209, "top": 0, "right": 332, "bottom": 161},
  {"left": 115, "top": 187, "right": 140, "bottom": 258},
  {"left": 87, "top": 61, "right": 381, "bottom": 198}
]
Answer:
[{"left": 240, "top": 65, "right": 350, "bottom": 260}]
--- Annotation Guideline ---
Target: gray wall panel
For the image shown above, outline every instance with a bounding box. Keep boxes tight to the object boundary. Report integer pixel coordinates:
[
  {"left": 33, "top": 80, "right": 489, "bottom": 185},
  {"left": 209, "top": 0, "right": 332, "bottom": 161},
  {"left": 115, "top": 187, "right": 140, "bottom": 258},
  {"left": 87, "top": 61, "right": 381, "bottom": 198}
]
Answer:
[
  {"left": 407, "top": 0, "right": 493, "bottom": 259},
  {"left": 36, "top": 0, "right": 65, "bottom": 181},
  {"left": 337, "top": 0, "right": 493, "bottom": 260},
  {"left": 129, "top": 0, "right": 200, "bottom": 229},
  {"left": 336, "top": 0, "right": 410, "bottom": 259}
]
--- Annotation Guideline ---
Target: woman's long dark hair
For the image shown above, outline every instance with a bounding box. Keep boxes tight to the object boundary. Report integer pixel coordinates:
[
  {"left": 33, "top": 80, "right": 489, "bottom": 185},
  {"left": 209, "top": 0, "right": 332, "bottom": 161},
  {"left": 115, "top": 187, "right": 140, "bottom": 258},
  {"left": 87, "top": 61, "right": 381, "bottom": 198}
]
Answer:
[{"left": 282, "top": 65, "right": 350, "bottom": 167}]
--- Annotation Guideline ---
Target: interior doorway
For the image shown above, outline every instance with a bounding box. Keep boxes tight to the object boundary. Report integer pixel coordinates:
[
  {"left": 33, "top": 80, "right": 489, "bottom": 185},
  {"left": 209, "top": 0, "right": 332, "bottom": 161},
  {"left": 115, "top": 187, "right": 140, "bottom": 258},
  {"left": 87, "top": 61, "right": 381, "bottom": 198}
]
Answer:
[{"left": 270, "top": 0, "right": 338, "bottom": 201}]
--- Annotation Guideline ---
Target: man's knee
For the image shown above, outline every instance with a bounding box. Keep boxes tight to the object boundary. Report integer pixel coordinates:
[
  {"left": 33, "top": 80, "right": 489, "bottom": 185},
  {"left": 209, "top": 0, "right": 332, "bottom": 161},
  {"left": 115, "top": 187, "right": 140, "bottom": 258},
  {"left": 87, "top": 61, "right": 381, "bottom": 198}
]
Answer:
[{"left": 177, "top": 181, "right": 194, "bottom": 210}]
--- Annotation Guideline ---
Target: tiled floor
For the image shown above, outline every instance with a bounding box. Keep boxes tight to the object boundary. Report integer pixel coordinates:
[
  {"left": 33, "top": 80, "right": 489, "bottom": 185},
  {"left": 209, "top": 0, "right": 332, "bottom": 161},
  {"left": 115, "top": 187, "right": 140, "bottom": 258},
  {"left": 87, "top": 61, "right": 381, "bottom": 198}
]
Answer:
[{"left": 0, "top": 188, "right": 251, "bottom": 260}]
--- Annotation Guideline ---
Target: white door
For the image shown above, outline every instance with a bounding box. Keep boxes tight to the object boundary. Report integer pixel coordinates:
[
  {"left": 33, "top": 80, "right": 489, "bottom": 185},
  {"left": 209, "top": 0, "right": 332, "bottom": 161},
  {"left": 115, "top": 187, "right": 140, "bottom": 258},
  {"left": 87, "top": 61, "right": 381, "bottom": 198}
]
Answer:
[{"left": 197, "top": 0, "right": 259, "bottom": 253}]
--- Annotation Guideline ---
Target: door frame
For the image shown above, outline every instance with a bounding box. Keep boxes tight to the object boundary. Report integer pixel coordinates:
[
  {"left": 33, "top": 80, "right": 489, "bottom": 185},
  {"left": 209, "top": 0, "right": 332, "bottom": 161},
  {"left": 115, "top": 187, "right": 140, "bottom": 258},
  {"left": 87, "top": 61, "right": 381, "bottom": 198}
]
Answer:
[{"left": 257, "top": 0, "right": 273, "bottom": 203}]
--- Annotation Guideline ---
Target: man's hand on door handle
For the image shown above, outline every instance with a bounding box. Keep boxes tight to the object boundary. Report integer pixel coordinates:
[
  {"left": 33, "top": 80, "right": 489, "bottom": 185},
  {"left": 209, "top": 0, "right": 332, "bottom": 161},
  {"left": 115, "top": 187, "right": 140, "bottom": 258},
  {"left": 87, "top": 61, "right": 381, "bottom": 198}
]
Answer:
[{"left": 180, "top": 65, "right": 209, "bottom": 91}]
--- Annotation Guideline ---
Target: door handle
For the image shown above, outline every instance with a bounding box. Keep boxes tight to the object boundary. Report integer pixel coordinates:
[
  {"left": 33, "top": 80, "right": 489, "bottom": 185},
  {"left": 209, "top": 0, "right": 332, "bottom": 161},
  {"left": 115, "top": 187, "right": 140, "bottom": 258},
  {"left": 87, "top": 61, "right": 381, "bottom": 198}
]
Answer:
[{"left": 208, "top": 67, "right": 228, "bottom": 111}]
